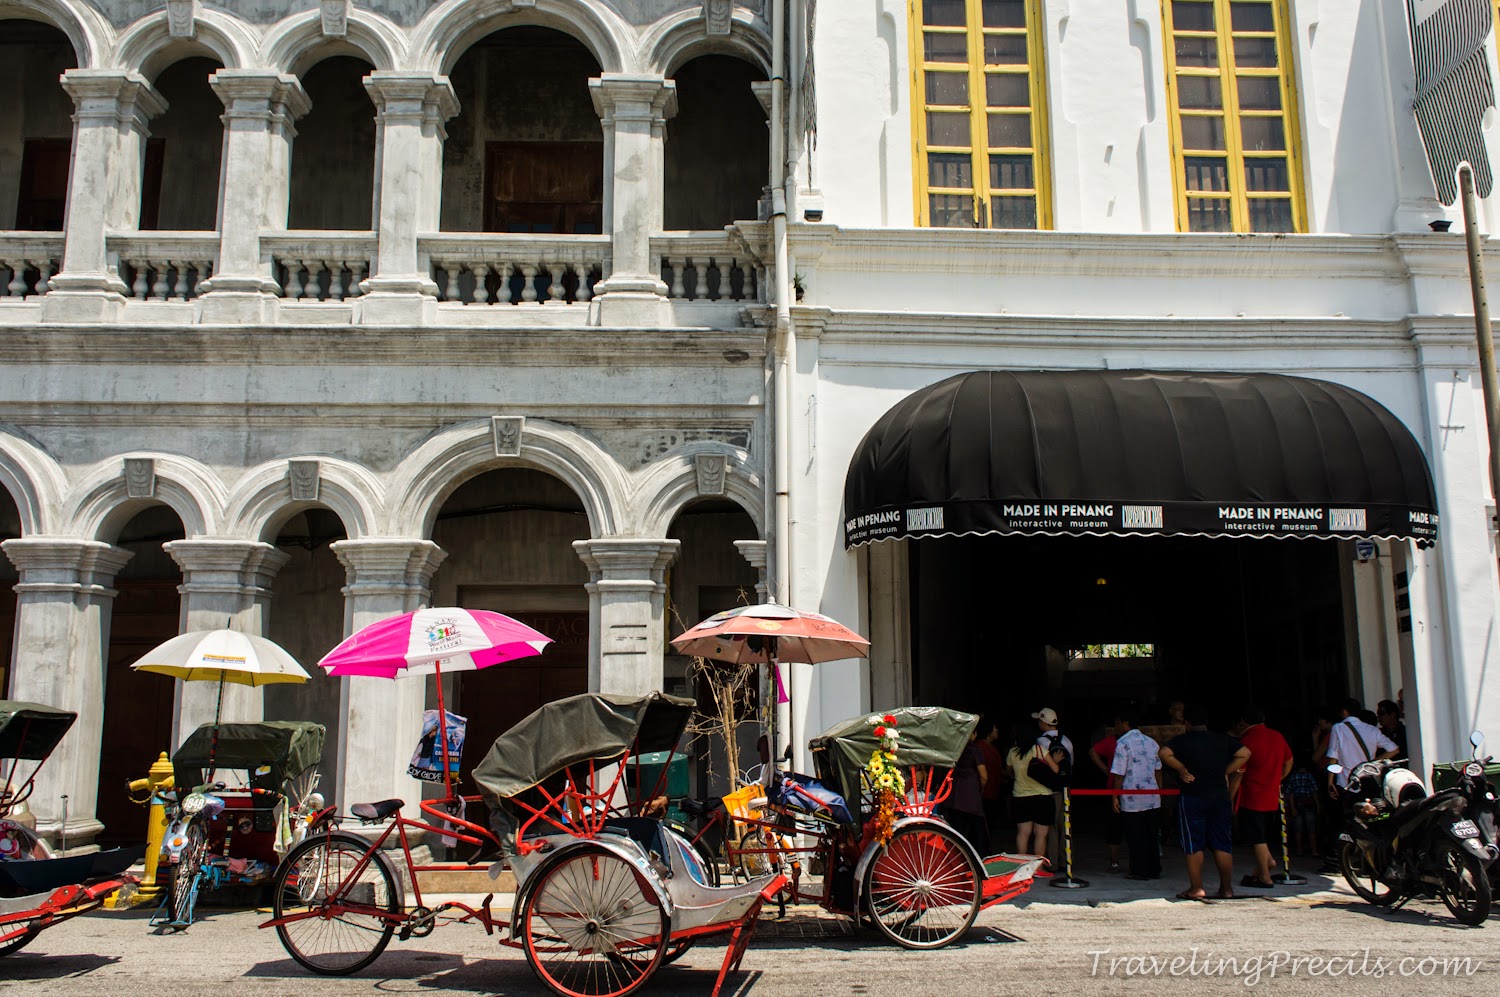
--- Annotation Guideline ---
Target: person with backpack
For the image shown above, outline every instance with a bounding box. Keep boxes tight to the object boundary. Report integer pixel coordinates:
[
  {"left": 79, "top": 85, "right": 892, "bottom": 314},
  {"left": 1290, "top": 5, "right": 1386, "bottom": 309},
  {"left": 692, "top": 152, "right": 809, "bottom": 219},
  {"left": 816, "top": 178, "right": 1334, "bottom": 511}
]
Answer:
[
  {"left": 1324, "top": 698, "right": 1398, "bottom": 799},
  {"left": 1007, "top": 718, "right": 1059, "bottom": 856}
]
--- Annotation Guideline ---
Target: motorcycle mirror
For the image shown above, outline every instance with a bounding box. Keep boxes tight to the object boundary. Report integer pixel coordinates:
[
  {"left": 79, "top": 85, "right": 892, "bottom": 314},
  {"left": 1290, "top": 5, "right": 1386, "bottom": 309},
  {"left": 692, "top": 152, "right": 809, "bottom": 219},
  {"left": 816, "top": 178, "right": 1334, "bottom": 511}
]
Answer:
[
  {"left": 1327, "top": 763, "right": 1343, "bottom": 775},
  {"left": 1471, "top": 731, "right": 1485, "bottom": 750}
]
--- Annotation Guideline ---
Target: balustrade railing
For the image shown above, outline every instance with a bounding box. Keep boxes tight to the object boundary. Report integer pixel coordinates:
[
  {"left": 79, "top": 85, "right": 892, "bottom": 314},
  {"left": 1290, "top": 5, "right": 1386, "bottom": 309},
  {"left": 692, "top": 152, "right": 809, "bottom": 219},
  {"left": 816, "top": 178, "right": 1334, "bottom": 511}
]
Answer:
[
  {"left": 0, "top": 235, "right": 63, "bottom": 299},
  {"left": 652, "top": 232, "right": 759, "bottom": 301},
  {"left": 422, "top": 234, "right": 610, "bottom": 305},
  {"left": 263, "top": 232, "right": 376, "bottom": 302},
  {"left": 109, "top": 233, "right": 218, "bottom": 301}
]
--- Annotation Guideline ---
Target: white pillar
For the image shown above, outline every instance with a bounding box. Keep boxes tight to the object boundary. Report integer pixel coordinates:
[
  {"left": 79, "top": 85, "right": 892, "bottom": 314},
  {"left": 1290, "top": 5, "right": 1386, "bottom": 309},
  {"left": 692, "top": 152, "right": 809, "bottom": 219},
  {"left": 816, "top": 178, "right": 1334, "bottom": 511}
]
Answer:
[
  {"left": 360, "top": 73, "right": 458, "bottom": 325},
  {"left": 197, "top": 71, "right": 310, "bottom": 323},
  {"left": 573, "top": 539, "right": 679, "bottom": 696},
  {"left": 588, "top": 75, "right": 676, "bottom": 326},
  {"left": 329, "top": 539, "right": 446, "bottom": 816},
  {"left": 162, "top": 540, "right": 291, "bottom": 745},
  {"left": 2, "top": 538, "right": 133, "bottom": 849},
  {"left": 44, "top": 71, "right": 165, "bottom": 323}
]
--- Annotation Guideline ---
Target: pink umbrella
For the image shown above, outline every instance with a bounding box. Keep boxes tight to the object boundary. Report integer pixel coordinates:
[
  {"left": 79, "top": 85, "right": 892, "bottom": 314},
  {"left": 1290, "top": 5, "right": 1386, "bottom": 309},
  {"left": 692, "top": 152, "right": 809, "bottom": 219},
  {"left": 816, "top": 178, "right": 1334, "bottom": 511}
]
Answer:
[{"left": 320, "top": 608, "right": 552, "bottom": 794}]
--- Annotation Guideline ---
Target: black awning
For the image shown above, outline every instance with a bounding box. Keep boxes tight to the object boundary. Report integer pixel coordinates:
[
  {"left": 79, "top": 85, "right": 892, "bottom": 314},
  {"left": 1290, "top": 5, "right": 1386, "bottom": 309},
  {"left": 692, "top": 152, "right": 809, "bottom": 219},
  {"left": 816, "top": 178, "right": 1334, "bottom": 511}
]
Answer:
[{"left": 843, "top": 370, "right": 1439, "bottom": 547}]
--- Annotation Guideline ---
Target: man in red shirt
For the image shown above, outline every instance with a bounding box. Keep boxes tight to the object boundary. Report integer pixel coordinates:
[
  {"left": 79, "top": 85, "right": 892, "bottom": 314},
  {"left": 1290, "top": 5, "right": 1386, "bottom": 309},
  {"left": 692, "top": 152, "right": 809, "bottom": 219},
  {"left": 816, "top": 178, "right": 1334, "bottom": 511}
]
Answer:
[
  {"left": 1236, "top": 705, "right": 1293, "bottom": 888},
  {"left": 976, "top": 716, "right": 1006, "bottom": 839}
]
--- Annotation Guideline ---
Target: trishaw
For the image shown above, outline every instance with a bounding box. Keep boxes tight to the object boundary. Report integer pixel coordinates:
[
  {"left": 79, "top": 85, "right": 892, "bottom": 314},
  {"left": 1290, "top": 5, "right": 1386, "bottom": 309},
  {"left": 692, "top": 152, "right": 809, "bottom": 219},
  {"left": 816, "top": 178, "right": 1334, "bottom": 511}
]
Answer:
[
  {"left": 677, "top": 706, "right": 1041, "bottom": 948},
  {"left": 1, "top": 700, "right": 139, "bottom": 956},
  {"left": 152, "top": 720, "right": 326, "bottom": 928},
  {"left": 262, "top": 692, "right": 787, "bottom": 997}
]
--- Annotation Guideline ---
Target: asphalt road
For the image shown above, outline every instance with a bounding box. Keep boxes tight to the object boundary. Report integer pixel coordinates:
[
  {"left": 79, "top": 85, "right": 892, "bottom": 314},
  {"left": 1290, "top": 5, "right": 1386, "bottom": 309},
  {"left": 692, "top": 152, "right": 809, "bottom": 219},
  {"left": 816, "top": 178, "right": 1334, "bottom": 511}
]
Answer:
[{"left": 3, "top": 882, "right": 1498, "bottom": 995}]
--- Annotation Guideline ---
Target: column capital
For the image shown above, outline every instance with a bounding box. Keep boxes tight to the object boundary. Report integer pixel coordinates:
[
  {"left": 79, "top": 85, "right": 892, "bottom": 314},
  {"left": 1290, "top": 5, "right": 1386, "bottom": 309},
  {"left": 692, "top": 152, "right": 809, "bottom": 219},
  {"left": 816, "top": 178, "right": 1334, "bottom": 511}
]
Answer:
[
  {"left": 3, "top": 537, "right": 133, "bottom": 593},
  {"left": 330, "top": 538, "right": 447, "bottom": 595},
  {"left": 733, "top": 539, "right": 770, "bottom": 603},
  {"left": 363, "top": 72, "right": 460, "bottom": 125},
  {"left": 574, "top": 538, "right": 680, "bottom": 593},
  {"left": 209, "top": 70, "right": 311, "bottom": 123},
  {"left": 163, "top": 539, "right": 291, "bottom": 600},
  {"left": 60, "top": 69, "right": 167, "bottom": 129},
  {"left": 589, "top": 74, "right": 677, "bottom": 123}
]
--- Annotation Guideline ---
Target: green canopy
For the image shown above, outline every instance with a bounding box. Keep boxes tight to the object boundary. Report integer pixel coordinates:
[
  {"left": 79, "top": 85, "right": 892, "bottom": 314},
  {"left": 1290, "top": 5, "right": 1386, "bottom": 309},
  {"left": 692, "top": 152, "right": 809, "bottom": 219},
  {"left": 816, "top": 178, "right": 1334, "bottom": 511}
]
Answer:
[
  {"left": 172, "top": 721, "right": 325, "bottom": 791},
  {"left": 810, "top": 706, "right": 978, "bottom": 807},
  {"left": 0, "top": 700, "right": 77, "bottom": 761},
  {"left": 473, "top": 692, "right": 695, "bottom": 810}
]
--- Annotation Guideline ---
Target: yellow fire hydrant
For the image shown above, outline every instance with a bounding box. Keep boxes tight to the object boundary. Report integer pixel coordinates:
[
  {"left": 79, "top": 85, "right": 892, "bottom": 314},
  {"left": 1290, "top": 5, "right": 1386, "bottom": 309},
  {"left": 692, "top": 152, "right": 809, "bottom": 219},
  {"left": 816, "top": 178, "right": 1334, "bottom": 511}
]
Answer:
[{"left": 105, "top": 752, "right": 174, "bottom": 909}]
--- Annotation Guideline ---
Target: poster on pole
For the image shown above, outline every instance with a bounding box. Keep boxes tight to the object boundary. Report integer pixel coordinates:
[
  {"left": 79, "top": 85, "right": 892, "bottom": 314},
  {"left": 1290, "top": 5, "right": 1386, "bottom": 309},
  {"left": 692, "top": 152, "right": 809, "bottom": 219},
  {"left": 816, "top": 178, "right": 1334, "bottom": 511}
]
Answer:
[{"left": 1406, "top": 0, "right": 1495, "bottom": 203}]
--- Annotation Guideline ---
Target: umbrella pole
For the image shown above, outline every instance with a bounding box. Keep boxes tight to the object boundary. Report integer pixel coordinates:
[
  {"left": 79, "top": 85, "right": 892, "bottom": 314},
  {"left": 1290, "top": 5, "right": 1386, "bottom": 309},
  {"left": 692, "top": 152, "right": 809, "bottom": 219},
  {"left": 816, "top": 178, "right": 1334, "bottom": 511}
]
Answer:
[
  {"left": 434, "top": 660, "right": 455, "bottom": 800},
  {"left": 207, "top": 671, "right": 225, "bottom": 782}
]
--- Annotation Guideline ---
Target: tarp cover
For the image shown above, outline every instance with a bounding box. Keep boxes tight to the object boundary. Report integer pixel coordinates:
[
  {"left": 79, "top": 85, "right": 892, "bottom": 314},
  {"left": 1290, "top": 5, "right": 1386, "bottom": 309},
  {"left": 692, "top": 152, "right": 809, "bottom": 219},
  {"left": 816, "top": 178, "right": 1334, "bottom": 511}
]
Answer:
[
  {"left": 172, "top": 721, "right": 325, "bottom": 790},
  {"left": 0, "top": 701, "right": 76, "bottom": 761},
  {"left": 473, "top": 692, "right": 695, "bottom": 808},
  {"left": 843, "top": 370, "right": 1441, "bottom": 546},
  {"left": 810, "top": 706, "right": 978, "bottom": 808}
]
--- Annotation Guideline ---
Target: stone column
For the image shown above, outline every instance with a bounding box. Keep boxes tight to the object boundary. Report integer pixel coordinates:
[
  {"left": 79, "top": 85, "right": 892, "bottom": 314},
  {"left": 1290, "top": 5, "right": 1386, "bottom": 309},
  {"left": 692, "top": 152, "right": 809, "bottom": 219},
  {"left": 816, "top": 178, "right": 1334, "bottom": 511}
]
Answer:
[
  {"left": 360, "top": 73, "right": 458, "bottom": 325},
  {"left": 573, "top": 539, "right": 679, "bottom": 696},
  {"left": 733, "top": 539, "right": 769, "bottom": 603},
  {"left": 588, "top": 75, "right": 676, "bottom": 326},
  {"left": 2, "top": 538, "right": 133, "bottom": 849},
  {"left": 329, "top": 539, "right": 446, "bottom": 816},
  {"left": 196, "top": 71, "right": 310, "bottom": 323},
  {"left": 44, "top": 71, "right": 165, "bottom": 323},
  {"left": 162, "top": 540, "right": 291, "bottom": 744}
]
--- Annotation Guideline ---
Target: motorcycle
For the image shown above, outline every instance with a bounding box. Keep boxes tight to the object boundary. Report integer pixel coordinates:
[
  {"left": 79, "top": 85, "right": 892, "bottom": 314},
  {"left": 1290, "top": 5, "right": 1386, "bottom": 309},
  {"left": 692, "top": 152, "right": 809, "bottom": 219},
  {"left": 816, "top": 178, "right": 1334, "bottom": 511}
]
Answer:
[
  {"left": 1332, "top": 731, "right": 1497, "bottom": 926},
  {"left": 154, "top": 782, "right": 226, "bottom": 929}
]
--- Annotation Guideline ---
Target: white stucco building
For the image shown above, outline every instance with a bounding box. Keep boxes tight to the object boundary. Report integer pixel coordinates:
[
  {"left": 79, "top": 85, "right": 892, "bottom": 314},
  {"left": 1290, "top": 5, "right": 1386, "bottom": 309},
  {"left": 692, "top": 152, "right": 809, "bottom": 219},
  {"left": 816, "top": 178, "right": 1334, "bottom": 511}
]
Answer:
[{"left": 1, "top": 0, "right": 1498, "bottom": 850}]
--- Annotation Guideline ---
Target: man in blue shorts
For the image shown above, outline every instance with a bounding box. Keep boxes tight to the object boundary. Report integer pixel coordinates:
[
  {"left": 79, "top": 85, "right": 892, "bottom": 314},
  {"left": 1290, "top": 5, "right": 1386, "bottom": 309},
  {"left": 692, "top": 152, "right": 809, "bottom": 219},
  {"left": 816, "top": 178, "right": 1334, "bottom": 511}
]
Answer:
[{"left": 1159, "top": 705, "right": 1250, "bottom": 900}]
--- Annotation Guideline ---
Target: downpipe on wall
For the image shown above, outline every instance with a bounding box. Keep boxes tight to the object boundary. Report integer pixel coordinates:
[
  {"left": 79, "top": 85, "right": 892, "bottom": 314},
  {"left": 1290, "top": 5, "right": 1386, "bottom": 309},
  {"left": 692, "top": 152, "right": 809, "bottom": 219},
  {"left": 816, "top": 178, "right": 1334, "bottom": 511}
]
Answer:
[{"left": 770, "top": 0, "right": 795, "bottom": 757}]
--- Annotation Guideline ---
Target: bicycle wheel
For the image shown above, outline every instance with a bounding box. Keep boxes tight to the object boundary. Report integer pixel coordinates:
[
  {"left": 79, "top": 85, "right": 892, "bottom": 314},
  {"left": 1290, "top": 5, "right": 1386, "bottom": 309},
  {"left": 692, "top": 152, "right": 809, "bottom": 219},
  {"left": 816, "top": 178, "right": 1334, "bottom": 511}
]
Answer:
[
  {"left": 169, "top": 821, "right": 207, "bottom": 927},
  {"left": 0, "top": 927, "right": 36, "bottom": 958},
  {"left": 1339, "top": 841, "right": 1398, "bottom": 906},
  {"left": 733, "top": 827, "right": 781, "bottom": 880},
  {"left": 271, "top": 831, "right": 400, "bottom": 975},
  {"left": 863, "top": 823, "right": 981, "bottom": 949},
  {"left": 1438, "top": 842, "right": 1492, "bottom": 926},
  {"left": 522, "top": 846, "right": 669, "bottom": 997}
]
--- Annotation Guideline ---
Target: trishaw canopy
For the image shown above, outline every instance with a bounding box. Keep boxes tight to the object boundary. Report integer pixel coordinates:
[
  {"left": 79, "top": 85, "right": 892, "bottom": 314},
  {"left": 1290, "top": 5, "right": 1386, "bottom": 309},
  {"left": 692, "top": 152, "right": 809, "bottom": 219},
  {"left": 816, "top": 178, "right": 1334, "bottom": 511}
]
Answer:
[
  {"left": 172, "top": 721, "right": 326, "bottom": 790},
  {"left": 809, "top": 706, "right": 978, "bottom": 808},
  {"left": 473, "top": 692, "right": 695, "bottom": 808},
  {"left": 0, "top": 701, "right": 76, "bottom": 761}
]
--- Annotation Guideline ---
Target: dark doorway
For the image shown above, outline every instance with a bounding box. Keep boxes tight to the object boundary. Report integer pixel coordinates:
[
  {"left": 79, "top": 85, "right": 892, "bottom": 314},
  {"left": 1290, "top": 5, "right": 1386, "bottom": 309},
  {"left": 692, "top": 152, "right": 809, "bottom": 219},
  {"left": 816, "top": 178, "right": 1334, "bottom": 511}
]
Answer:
[
  {"left": 484, "top": 141, "right": 603, "bottom": 233},
  {"left": 289, "top": 56, "right": 376, "bottom": 230},
  {"left": 141, "top": 57, "right": 224, "bottom": 231},
  {"left": 16, "top": 138, "right": 71, "bottom": 230},
  {"left": 665, "top": 55, "right": 768, "bottom": 230}
]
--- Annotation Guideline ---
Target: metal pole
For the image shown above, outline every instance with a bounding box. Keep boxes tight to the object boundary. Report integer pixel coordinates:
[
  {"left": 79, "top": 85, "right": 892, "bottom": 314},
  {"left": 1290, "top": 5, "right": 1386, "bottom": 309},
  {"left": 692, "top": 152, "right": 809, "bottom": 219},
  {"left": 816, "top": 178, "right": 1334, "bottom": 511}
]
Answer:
[
  {"left": 1271, "top": 792, "right": 1306, "bottom": 885},
  {"left": 1049, "top": 787, "right": 1089, "bottom": 888},
  {"left": 1459, "top": 164, "right": 1500, "bottom": 576}
]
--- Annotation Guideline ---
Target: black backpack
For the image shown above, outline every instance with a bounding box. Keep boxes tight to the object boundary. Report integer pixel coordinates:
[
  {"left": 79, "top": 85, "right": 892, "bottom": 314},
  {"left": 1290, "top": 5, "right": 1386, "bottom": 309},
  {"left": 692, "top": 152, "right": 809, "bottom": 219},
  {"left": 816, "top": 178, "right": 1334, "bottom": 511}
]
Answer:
[{"left": 1027, "top": 733, "right": 1072, "bottom": 791}]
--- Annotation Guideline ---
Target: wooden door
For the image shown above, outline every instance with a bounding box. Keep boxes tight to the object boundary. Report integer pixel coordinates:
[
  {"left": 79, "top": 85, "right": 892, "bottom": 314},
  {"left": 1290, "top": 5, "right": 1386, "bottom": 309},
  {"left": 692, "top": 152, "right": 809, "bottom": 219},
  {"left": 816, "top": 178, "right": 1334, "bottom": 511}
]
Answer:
[
  {"left": 484, "top": 142, "right": 603, "bottom": 233},
  {"left": 96, "top": 580, "right": 179, "bottom": 844},
  {"left": 15, "top": 139, "right": 71, "bottom": 231}
]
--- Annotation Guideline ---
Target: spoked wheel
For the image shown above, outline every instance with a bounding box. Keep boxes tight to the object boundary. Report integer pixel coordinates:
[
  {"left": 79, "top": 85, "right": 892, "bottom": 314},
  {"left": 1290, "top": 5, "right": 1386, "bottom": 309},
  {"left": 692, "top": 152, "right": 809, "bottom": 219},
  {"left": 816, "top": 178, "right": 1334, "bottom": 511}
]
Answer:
[
  {"left": 0, "top": 927, "right": 36, "bottom": 958},
  {"left": 732, "top": 827, "right": 782, "bottom": 882},
  {"left": 1437, "top": 843, "right": 1492, "bottom": 926},
  {"left": 271, "top": 831, "right": 401, "bottom": 975},
  {"left": 522, "top": 846, "right": 669, "bottom": 997},
  {"left": 168, "top": 821, "right": 207, "bottom": 927},
  {"left": 863, "top": 823, "right": 981, "bottom": 949},
  {"left": 1339, "top": 841, "right": 1399, "bottom": 906}
]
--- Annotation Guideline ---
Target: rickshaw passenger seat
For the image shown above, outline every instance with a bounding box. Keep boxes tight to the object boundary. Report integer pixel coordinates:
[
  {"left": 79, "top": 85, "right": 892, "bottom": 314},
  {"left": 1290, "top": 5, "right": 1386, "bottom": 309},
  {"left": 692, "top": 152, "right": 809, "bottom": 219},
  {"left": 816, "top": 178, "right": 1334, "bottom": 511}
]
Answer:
[
  {"left": 602, "top": 816, "right": 669, "bottom": 867},
  {"left": 352, "top": 799, "right": 404, "bottom": 822}
]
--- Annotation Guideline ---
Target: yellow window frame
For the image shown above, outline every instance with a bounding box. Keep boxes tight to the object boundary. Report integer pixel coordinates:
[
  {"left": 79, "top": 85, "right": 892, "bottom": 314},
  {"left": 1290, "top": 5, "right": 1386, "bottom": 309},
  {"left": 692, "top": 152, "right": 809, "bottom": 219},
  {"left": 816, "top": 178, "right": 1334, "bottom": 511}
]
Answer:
[
  {"left": 1162, "top": 0, "right": 1307, "bottom": 233},
  {"left": 908, "top": 0, "right": 1054, "bottom": 229}
]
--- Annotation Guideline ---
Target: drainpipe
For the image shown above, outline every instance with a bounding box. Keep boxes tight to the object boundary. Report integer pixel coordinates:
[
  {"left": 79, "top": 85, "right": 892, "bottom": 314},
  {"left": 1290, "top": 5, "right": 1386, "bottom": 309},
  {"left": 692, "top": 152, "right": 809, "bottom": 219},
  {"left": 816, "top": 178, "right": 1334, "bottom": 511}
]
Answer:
[{"left": 770, "top": 0, "right": 795, "bottom": 757}]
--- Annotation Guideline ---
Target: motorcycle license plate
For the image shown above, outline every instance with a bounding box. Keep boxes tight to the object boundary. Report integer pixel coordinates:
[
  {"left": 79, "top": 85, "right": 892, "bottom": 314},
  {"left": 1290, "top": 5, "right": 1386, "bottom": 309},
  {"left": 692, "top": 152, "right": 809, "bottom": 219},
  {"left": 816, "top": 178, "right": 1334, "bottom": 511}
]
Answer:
[{"left": 1452, "top": 819, "right": 1480, "bottom": 839}]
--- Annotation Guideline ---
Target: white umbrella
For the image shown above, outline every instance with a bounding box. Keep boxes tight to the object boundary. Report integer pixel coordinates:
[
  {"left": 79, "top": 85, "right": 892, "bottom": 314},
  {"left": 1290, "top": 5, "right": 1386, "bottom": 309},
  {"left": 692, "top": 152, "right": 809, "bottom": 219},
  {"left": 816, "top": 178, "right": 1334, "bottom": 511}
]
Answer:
[{"left": 132, "top": 629, "right": 310, "bottom": 773}]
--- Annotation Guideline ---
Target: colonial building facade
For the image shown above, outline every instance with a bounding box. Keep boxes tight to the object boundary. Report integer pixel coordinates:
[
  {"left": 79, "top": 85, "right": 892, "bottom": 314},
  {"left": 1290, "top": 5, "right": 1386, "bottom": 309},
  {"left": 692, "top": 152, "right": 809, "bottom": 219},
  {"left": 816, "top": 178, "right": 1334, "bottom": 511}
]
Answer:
[{"left": 2, "top": 0, "right": 1499, "bottom": 851}]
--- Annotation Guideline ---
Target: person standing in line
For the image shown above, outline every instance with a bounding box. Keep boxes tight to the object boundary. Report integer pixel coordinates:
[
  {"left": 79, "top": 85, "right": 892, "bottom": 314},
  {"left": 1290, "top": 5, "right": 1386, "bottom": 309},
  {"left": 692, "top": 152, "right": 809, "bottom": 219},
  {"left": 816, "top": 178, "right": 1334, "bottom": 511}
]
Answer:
[
  {"left": 1089, "top": 716, "right": 1124, "bottom": 873},
  {"left": 1160, "top": 705, "right": 1250, "bottom": 901},
  {"left": 1234, "top": 705, "right": 1293, "bottom": 889},
  {"left": 1324, "top": 698, "right": 1398, "bottom": 800},
  {"left": 1375, "top": 700, "right": 1408, "bottom": 760},
  {"left": 1108, "top": 711, "right": 1163, "bottom": 880},
  {"left": 945, "top": 725, "right": 989, "bottom": 855},
  {"left": 1008, "top": 719, "right": 1058, "bottom": 858},
  {"left": 975, "top": 716, "right": 1007, "bottom": 841},
  {"left": 1283, "top": 760, "right": 1319, "bottom": 856}
]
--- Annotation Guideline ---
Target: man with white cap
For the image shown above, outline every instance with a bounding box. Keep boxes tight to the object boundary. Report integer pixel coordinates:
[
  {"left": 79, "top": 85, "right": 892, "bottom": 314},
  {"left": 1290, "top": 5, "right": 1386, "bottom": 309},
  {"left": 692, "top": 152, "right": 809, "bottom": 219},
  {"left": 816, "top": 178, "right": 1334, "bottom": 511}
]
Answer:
[{"left": 1033, "top": 707, "right": 1074, "bottom": 763}]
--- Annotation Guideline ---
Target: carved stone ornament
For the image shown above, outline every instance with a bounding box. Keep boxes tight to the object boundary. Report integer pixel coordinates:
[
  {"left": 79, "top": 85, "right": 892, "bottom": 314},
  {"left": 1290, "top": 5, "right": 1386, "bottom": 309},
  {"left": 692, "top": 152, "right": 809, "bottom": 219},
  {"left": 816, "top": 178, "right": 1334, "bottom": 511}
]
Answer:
[
  {"left": 492, "top": 416, "right": 525, "bottom": 457},
  {"left": 705, "top": 0, "right": 733, "bottom": 35},
  {"left": 288, "top": 460, "right": 321, "bottom": 501},
  {"left": 319, "top": 0, "right": 350, "bottom": 38},
  {"left": 695, "top": 453, "right": 728, "bottom": 495},
  {"left": 124, "top": 458, "right": 155, "bottom": 499},
  {"left": 165, "top": 0, "right": 198, "bottom": 39}
]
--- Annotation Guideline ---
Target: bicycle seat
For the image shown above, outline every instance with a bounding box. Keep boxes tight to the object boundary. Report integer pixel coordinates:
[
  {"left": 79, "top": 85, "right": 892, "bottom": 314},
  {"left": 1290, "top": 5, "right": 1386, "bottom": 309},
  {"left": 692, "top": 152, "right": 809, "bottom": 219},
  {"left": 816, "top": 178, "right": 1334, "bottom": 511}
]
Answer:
[
  {"left": 351, "top": 799, "right": 404, "bottom": 822},
  {"left": 680, "top": 797, "right": 722, "bottom": 817}
]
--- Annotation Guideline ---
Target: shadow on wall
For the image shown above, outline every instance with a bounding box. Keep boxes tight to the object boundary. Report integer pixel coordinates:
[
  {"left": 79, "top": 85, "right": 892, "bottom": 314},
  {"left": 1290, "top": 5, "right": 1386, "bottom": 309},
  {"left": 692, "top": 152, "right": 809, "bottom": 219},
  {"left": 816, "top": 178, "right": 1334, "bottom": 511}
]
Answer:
[
  {"left": 665, "top": 55, "right": 769, "bottom": 230},
  {"left": 144, "top": 57, "right": 225, "bottom": 231},
  {"left": 289, "top": 56, "right": 377, "bottom": 231}
]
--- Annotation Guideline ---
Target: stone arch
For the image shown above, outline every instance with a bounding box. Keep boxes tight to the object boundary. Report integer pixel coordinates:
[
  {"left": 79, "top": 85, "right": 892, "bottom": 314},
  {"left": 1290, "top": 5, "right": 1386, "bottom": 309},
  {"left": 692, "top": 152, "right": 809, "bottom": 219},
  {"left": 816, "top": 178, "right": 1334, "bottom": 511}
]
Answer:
[
  {"left": 0, "top": 0, "right": 107, "bottom": 69},
  {"left": 0, "top": 427, "right": 67, "bottom": 536},
  {"left": 642, "top": 9, "right": 772, "bottom": 77},
  {"left": 633, "top": 443, "right": 764, "bottom": 538},
  {"left": 66, "top": 453, "right": 224, "bottom": 542},
  {"left": 260, "top": 9, "right": 404, "bottom": 77},
  {"left": 411, "top": 0, "right": 631, "bottom": 75},
  {"left": 390, "top": 418, "right": 629, "bottom": 539},
  {"left": 113, "top": 9, "right": 252, "bottom": 81},
  {"left": 226, "top": 457, "right": 381, "bottom": 542}
]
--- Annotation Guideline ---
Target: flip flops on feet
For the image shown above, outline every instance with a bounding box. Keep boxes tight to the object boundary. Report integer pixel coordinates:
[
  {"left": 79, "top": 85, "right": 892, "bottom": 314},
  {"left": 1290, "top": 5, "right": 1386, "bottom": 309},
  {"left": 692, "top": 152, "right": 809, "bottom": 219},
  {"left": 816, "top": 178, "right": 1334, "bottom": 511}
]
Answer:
[
  {"left": 1175, "top": 890, "right": 1210, "bottom": 902},
  {"left": 1240, "top": 875, "right": 1274, "bottom": 889}
]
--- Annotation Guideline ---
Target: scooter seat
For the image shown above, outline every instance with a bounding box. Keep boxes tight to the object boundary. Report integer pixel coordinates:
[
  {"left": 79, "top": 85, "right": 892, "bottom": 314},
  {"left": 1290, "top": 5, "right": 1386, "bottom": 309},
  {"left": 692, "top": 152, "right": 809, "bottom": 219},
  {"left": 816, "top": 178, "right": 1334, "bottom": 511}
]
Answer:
[
  {"left": 352, "top": 799, "right": 404, "bottom": 822},
  {"left": 680, "top": 797, "right": 722, "bottom": 817}
]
